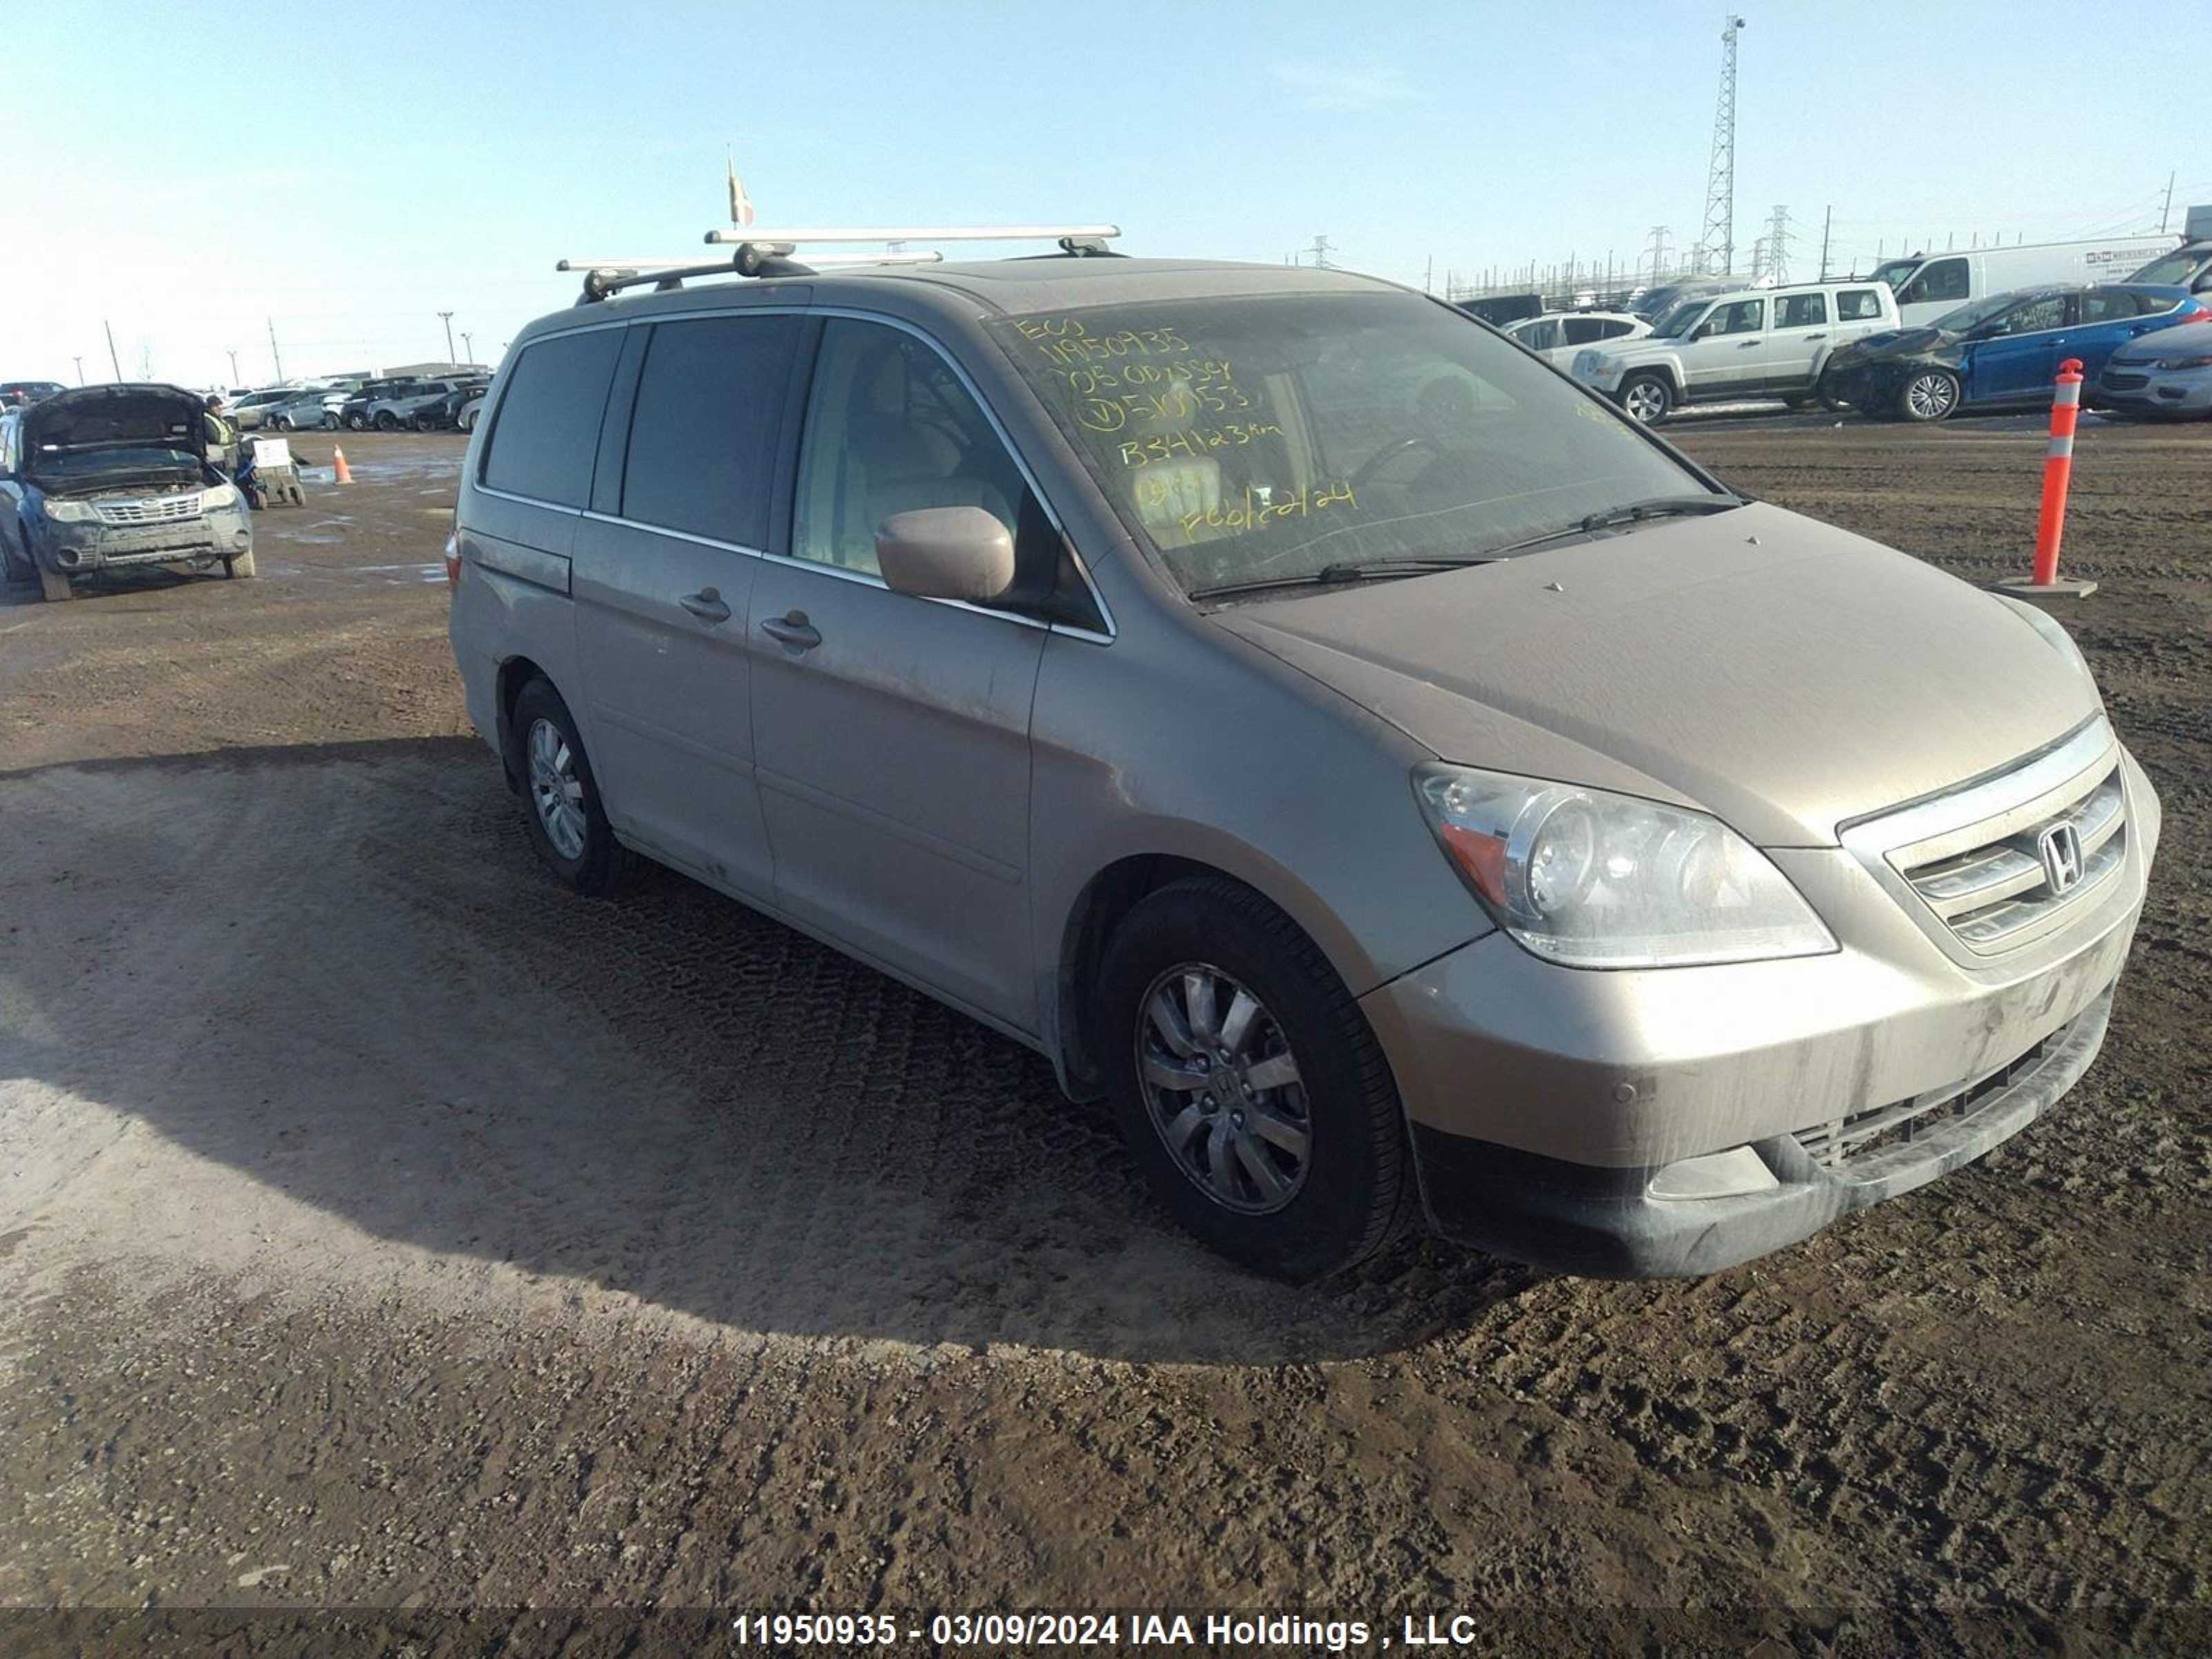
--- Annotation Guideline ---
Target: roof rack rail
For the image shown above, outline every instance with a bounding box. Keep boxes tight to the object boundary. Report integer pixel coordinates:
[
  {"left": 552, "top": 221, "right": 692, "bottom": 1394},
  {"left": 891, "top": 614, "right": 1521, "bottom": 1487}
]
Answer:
[
  {"left": 557, "top": 249, "right": 946, "bottom": 303},
  {"left": 560, "top": 223, "right": 1121, "bottom": 303}
]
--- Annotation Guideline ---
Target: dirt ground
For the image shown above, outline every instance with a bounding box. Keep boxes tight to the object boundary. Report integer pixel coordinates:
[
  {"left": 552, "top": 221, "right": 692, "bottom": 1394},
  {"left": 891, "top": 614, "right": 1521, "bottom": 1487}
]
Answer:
[{"left": 2, "top": 418, "right": 2209, "bottom": 1655}]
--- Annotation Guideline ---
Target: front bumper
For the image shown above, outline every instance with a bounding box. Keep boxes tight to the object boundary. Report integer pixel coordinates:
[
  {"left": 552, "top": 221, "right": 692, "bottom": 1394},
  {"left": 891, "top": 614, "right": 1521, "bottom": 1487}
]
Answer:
[
  {"left": 2090, "top": 366, "right": 2212, "bottom": 415},
  {"left": 36, "top": 508, "right": 252, "bottom": 574},
  {"left": 1363, "top": 746, "right": 2159, "bottom": 1277}
]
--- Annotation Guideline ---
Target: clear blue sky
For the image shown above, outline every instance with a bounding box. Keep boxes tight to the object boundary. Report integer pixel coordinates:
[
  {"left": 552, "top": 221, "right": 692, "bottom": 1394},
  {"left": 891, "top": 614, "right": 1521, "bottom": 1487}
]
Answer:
[{"left": 9, "top": 0, "right": 2201, "bottom": 388}]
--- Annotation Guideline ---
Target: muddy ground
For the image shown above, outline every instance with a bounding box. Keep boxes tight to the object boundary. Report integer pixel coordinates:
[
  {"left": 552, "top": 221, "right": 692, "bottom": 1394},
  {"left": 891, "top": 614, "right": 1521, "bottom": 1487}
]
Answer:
[{"left": 1, "top": 418, "right": 2208, "bottom": 1655}]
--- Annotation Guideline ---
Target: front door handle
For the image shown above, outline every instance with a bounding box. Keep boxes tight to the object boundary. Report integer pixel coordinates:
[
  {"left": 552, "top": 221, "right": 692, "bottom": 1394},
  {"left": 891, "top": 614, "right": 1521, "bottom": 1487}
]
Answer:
[
  {"left": 760, "top": 610, "right": 821, "bottom": 650},
  {"left": 1737, "top": 339, "right": 1761, "bottom": 348},
  {"left": 679, "top": 587, "right": 731, "bottom": 624}
]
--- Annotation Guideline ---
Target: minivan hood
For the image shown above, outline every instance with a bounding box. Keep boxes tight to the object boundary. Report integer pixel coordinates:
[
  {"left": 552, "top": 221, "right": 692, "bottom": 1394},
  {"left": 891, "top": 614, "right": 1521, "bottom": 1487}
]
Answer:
[{"left": 1213, "top": 503, "right": 2099, "bottom": 847}]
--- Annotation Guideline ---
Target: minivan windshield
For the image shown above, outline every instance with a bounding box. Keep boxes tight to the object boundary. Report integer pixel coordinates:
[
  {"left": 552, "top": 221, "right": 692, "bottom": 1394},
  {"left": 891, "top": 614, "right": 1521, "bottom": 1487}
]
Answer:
[
  {"left": 1868, "top": 258, "right": 1922, "bottom": 290},
  {"left": 993, "top": 292, "right": 1709, "bottom": 599},
  {"left": 2129, "top": 245, "right": 2209, "bottom": 287}
]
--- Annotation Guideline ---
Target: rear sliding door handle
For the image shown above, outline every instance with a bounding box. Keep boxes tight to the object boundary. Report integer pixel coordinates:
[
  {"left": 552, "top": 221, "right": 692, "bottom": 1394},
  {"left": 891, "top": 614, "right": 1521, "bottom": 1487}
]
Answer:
[
  {"left": 679, "top": 588, "right": 731, "bottom": 624},
  {"left": 760, "top": 610, "right": 821, "bottom": 650}
]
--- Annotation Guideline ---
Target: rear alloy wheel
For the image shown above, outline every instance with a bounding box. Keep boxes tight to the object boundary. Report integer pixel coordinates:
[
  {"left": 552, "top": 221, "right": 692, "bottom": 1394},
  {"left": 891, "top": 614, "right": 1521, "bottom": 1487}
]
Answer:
[
  {"left": 373, "top": 411, "right": 399, "bottom": 431},
  {"left": 1817, "top": 369, "right": 1857, "bottom": 413},
  {"left": 270, "top": 414, "right": 291, "bottom": 431},
  {"left": 1619, "top": 371, "right": 1674, "bottom": 424},
  {"left": 1100, "top": 876, "right": 1409, "bottom": 1281},
  {"left": 510, "top": 677, "right": 629, "bottom": 895},
  {"left": 1899, "top": 368, "right": 1961, "bottom": 422}
]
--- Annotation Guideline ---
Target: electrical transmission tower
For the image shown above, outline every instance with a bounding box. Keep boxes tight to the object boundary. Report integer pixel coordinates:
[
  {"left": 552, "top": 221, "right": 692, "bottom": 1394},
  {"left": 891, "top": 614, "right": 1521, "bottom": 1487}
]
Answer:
[
  {"left": 1306, "top": 234, "right": 1335, "bottom": 270},
  {"left": 1696, "top": 15, "right": 1747, "bottom": 275},
  {"left": 1761, "top": 204, "right": 1792, "bottom": 284},
  {"left": 1644, "top": 225, "right": 1674, "bottom": 286}
]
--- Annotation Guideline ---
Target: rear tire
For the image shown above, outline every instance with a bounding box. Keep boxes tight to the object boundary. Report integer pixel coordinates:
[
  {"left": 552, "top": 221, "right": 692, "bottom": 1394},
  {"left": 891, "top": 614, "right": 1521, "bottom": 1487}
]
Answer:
[
  {"left": 373, "top": 411, "right": 398, "bottom": 431},
  {"left": 1618, "top": 371, "right": 1674, "bottom": 424},
  {"left": 37, "top": 565, "right": 73, "bottom": 602},
  {"left": 1098, "top": 876, "right": 1410, "bottom": 1282},
  {"left": 509, "top": 677, "right": 629, "bottom": 896}
]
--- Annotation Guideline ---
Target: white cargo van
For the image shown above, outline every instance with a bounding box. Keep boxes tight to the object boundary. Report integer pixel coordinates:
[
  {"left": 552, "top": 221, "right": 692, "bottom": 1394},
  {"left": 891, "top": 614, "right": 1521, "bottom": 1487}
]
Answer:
[{"left": 1868, "top": 236, "right": 2178, "bottom": 328}]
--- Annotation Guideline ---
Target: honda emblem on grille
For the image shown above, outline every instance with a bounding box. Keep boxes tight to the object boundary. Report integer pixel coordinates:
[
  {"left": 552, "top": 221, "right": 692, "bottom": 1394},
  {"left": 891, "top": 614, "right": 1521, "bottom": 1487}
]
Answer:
[{"left": 2038, "top": 822, "right": 2085, "bottom": 894}]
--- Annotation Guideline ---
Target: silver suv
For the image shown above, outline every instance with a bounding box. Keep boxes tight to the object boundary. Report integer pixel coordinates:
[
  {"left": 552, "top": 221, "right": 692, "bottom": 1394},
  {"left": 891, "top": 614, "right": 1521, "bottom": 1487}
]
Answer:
[{"left": 447, "top": 254, "right": 2158, "bottom": 1281}]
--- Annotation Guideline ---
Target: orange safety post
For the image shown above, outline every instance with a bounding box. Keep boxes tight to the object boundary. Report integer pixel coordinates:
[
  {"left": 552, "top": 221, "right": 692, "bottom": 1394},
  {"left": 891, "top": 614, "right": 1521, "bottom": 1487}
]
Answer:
[
  {"left": 1994, "top": 357, "right": 2097, "bottom": 599},
  {"left": 2032, "top": 359, "right": 2083, "bottom": 584}
]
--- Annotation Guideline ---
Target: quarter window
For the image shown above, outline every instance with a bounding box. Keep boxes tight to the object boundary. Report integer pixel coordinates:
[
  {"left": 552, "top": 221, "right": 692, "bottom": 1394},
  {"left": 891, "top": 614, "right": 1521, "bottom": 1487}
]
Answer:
[
  {"left": 1836, "top": 288, "right": 1884, "bottom": 320},
  {"left": 620, "top": 315, "right": 800, "bottom": 544},
  {"left": 1776, "top": 294, "right": 1828, "bottom": 328},
  {"left": 791, "top": 319, "right": 1029, "bottom": 578},
  {"left": 480, "top": 329, "right": 623, "bottom": 507},
  {"left": 1561, "top": 317, "right": 1606, "bottom": 346}
]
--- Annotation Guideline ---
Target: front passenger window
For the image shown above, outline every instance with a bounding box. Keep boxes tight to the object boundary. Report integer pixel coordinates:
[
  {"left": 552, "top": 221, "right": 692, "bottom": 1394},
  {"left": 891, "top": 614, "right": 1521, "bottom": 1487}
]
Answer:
[{"left": 791, "top": 319, "right": 1027, "bottom": 577}]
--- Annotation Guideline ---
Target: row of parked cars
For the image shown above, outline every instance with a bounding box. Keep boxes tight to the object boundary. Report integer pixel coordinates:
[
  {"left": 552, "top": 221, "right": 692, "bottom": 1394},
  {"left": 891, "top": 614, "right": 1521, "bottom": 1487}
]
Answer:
[
  {"left": 1491, "top": 229, "right": 2212, "bottom": 424},
  {"left": 223, "top": 375, "right": 490, "bottom": 433}
]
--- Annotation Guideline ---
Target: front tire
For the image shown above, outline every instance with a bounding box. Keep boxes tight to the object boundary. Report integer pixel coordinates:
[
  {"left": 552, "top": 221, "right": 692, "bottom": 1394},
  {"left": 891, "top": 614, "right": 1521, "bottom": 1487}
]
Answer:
[
  {"left": 1898, "top": 367, "right": 1961, "bottom": 422},
  {"left": 373, "top": 411, "right": 399, "bottom": 431},
  {"left": 1618, "top": 371, "right": 1674, "bottom": 424},
  {"left": 1098, "top": 876, "right": 1409, "bottom": 1282},
  {"left": 509, "top": 677, "right": 629, "bottom": 895}
]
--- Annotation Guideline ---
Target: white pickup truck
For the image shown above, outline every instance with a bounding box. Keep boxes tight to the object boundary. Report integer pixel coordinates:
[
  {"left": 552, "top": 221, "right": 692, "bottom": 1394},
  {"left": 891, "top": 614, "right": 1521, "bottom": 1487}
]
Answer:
[{"left": 1571, "top": 279, "right": 1900, "bottom": 423}]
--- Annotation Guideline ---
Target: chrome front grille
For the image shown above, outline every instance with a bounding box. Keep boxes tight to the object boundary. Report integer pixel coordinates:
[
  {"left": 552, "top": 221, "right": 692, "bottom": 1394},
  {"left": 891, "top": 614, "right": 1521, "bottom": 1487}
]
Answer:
[
  {"left": 1900, "top": 767, "right": 2126, "bottom": 949},
  {"left": 1841, "top": 719, "right": 2130, "bottom": 959},
  {"left": 92, "top": 491, "right": 204, "bottom": 526}
]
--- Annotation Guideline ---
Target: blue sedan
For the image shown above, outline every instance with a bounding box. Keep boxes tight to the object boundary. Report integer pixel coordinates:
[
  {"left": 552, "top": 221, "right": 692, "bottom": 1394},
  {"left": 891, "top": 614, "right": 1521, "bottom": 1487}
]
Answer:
[{"left": 1821, "top": 283, "right": 2208, "bottom": 422}]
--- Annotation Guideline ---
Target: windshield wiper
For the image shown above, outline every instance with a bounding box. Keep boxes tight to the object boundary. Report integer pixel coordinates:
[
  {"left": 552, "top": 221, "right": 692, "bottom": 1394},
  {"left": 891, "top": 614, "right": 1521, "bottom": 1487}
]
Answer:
[
  {"left": 1190, "top": 555, "right": 1498, "bottom": 601},
  {"left": 1480, "top": 493, "right": 1745, "bottom": 559}
]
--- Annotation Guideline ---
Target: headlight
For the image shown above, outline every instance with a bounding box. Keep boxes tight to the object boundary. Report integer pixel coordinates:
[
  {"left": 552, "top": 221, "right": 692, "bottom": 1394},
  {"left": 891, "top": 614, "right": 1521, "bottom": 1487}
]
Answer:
[
  {"left": 2153, "top": 353, "right": 2212, "bottom": 370},
  {"left": 1413, "top": 765, "right": 1836, "bottom": 969},
  {"left": 1572, "top": 351, "right": 1600, "bottom": 377},
  {"left": 41, "top": 498, "right": 93, "bottom": 523},
  {"left": 201, "top": 482, "right": 240, "bottom": 509}
]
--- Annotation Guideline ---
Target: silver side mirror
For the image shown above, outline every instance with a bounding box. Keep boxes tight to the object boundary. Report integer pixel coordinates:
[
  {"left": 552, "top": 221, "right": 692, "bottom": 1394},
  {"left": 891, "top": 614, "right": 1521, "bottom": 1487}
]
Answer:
[{"left": 874, "top": 507, "right": 1015, "bottom": 603}]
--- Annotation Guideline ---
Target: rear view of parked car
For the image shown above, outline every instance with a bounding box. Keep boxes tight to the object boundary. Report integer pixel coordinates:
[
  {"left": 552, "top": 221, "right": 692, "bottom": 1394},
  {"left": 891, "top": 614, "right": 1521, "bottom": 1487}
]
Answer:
[
  {"left": 1506, "top": 311, "right": 1649, "bottom": 368},
  {"left": 2093, "top": 319, "right": 2212, "bottom": 418},
  {"left": 1821, "top": 284, "right": 2205, "bottom": 421},
  {"left": 0, "top": 384, "right": 254, "bottom": 601},
  {"left": 1, "top": 379, "right": 67, "bottom": 409},
  {"left": 449, "top": 252, "right": 2157, "bottom": 1284}
]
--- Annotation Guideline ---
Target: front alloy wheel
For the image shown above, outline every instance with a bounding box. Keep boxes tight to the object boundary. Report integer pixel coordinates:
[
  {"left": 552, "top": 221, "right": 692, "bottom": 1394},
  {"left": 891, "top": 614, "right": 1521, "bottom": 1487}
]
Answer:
[
  {"left": 1900, "top": 368, "right": 1960, "bottom": 422},
  {"left": 1136, "top": 964, "right": 1311, "bottom": 1215},
  {"left": 1620, "top": 372, "right": 1672, "bottom": 424}
]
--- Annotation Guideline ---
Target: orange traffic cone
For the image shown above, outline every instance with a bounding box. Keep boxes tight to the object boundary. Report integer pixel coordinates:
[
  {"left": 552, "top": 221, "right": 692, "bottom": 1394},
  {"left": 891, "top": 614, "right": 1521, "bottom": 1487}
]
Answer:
[{"left": 332, "top": 447, "right": 353, "bottom": 485}]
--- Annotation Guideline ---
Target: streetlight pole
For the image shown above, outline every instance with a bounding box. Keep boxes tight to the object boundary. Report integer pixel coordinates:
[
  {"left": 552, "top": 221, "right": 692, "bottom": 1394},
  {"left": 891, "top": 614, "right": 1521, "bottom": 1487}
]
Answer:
[
  {"left": 73, "top": 356, "right": 84, "bottom": 384},
  {"left": 438, "top": 311, "right": 456, "bottom": 365},
  {"left": 104, "top": 320, "right": 122, "bottom": 381},
  {"left": 226, "top": 348, "right": 241, "bottom": 384},
  {"left": 460, "top": 331, "right": 474, "bottom": 366}
]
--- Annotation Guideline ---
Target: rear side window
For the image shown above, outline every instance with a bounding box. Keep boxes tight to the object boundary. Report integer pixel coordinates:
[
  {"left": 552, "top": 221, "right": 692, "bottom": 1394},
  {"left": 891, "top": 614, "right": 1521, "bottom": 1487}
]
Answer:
[
  {"left": 620, "top": 314, "right": 801, "bottom": 544},
  {"left": 1561, "top": 317, "right": 1606, "bottom": 346},
  {"left": 2078, "top": 290, "right": 2137, "bottom": 323},
  {"left": 1600, "top": 318, "right": 1638, "bottom": 339},
  {"left": 1836, "top": 288, "right": 1884, "bottom": 320},
  {"left": 1776, "top": 293, "right": 1827, "bottom": 328},
  {"left": 480, "top": 328, "right": 623, "bottom": 507}
]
